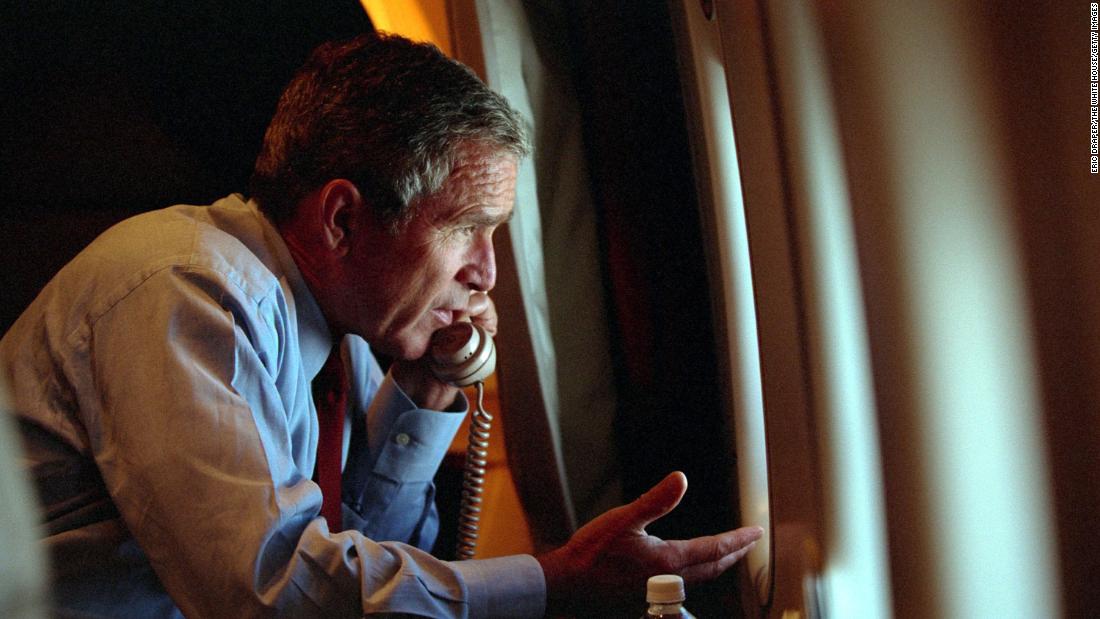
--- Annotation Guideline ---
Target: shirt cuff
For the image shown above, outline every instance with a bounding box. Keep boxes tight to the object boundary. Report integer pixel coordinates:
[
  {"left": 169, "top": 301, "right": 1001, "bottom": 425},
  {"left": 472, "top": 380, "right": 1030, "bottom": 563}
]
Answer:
[
  {"left": 452, "top": 554, "right": 546, "bottom": 619},
  {"left": 366, "top": 374, "right": 467, "bottom": 481}
]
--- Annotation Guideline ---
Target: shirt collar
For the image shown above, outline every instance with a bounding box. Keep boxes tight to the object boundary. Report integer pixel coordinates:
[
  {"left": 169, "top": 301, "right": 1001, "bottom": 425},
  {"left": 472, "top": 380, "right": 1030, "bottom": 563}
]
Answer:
[{"left": 240, "top": 196, "right": 334, "bottom": 381}]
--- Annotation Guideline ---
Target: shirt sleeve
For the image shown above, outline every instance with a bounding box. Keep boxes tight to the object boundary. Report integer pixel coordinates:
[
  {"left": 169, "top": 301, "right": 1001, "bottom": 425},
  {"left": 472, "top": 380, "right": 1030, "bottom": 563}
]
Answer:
[
  {"left": 85, "top": 266, "right": 545, "bottom": 618},
  {"left": 340, "top": 360, "right": 468, "bottom": 550}
]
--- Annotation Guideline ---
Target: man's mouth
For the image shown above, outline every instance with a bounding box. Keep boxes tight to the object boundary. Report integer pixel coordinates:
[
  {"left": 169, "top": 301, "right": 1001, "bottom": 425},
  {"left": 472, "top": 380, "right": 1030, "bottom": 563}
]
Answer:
[{"left": 431, "top": 308, "right": 455, "bottom": 326}]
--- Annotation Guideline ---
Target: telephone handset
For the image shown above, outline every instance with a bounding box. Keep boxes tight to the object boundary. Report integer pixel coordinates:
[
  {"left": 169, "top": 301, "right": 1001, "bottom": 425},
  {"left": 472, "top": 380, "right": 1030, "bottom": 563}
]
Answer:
[
  {"left": 428, "top": 322, "right": 496, "bottom": 387},
  {"left": 428, "top": 322, "right": 497, "bottom": 560}
]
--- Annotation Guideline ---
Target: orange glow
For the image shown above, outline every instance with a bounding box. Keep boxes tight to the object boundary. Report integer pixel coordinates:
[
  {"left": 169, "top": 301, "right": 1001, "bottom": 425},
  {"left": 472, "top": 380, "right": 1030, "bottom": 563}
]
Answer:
[{"left": 360, "top": 0, "right": 453, "bottom": 56}]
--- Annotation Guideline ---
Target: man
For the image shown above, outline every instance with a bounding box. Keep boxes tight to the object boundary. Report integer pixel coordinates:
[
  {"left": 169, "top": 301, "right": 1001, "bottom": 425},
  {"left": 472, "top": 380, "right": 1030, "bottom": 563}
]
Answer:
[{"left": 1, "top": 33, "right": 761, "bottom": 617}]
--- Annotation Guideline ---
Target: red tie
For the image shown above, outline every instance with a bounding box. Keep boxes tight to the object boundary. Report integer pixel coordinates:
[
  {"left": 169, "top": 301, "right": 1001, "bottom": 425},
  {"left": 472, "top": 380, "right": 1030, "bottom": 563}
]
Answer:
[{"left": 313, "top": 346, "right": 348, "bottom": 530}]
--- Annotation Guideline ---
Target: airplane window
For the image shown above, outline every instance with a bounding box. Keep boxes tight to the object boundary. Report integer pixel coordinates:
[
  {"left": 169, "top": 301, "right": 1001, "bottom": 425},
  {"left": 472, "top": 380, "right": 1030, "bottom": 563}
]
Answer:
[
  {"left": 675, "top": 1, "right": 892, "bottom": 615},
  {"left": 670, "top": 1, "right": 773, "bottom": 604}
]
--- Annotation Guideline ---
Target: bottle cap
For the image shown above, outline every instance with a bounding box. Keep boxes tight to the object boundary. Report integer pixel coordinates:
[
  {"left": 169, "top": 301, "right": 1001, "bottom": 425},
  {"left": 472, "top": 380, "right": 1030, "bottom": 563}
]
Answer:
[{"left": 646, "top": 574, "right": 685, "bottom": 603}]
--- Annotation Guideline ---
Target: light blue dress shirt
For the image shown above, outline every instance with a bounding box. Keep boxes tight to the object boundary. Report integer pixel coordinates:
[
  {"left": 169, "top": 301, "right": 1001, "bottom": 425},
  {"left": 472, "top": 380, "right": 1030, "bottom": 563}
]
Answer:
[{"left": 0, "top": 195, "right": 544, "bottom": 618}]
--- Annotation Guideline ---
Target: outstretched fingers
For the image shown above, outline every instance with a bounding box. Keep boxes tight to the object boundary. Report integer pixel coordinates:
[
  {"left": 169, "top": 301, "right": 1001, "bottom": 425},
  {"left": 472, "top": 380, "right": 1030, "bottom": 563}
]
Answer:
[{"left": 669, "top": 526, "right": 765, "bottom": 583}]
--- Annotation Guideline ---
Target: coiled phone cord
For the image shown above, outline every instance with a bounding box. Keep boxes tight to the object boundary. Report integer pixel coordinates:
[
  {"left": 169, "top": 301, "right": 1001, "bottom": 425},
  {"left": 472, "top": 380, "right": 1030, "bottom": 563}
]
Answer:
[{"left": 456, "top": 381, "right": 492, "bottom": 560}]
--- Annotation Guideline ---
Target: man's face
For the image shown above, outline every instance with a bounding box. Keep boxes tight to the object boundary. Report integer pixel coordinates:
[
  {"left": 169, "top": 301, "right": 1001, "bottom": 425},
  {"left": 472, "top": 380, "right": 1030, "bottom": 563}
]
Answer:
[{"left": 340, "top": 148, "right": 517, "bottom": 360}]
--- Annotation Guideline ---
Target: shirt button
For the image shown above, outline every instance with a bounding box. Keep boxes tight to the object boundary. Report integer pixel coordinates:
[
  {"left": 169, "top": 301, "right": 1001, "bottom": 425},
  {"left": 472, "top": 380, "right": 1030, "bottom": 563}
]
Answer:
[{"left": 395, "top": 433, "right": 411, "bottom": 446}]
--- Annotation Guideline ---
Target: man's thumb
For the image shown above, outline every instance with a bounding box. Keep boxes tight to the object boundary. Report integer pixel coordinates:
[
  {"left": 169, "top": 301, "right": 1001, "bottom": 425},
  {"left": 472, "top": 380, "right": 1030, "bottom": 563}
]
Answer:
[{"left": 625, "top": 471, "right": 688, "bottom": 531}]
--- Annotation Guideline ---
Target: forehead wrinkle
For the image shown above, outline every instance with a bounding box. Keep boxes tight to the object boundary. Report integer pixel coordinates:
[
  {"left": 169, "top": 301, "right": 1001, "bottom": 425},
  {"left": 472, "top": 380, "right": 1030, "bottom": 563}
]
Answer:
[{"left": 422, "top": 153, "right": 516, "bottom": 227}]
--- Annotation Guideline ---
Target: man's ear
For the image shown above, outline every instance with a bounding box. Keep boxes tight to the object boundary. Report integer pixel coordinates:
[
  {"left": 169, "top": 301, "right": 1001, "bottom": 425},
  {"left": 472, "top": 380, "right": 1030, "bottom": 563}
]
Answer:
[{"left": 317, "top": 179, "right": 363, "bottom": 257}]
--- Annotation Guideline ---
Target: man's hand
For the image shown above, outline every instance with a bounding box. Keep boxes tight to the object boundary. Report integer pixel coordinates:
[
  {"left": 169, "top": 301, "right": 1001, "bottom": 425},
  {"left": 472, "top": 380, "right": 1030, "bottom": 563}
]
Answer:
[
  {"left": 537, "top": 472, "right": 763, "bottom": 615},
  {"left": 462, "top": 290, "right": 498, "bottom": 336},
  {"left": 391, "top": 292, "right": 498, "bottom": 409}
]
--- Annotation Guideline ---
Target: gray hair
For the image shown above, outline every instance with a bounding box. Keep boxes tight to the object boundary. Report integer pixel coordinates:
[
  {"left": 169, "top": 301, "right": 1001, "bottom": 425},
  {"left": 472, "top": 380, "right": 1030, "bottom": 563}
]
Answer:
[{"left": 251, "top": 33, "right": 530, "bottom": 228}]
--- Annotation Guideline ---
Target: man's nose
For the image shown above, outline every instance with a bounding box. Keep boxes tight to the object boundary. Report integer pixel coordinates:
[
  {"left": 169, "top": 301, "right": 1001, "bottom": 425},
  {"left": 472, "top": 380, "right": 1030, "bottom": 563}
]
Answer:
[{"left": 458, "top": 244, "right": 496, "bottom": 292}]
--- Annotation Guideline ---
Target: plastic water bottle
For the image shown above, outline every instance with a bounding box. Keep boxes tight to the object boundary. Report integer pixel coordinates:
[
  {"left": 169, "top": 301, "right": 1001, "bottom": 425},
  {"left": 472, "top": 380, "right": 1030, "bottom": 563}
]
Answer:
[{"left": 642, "top": 574, "right": 696, "bottom": 618}]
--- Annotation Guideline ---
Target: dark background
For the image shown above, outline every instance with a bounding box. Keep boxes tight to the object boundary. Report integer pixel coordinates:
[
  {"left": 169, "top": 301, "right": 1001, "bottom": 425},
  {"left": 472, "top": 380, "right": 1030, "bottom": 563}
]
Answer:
[{"left": 0, "top": 1, "right": 373, "bottom": 332}]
